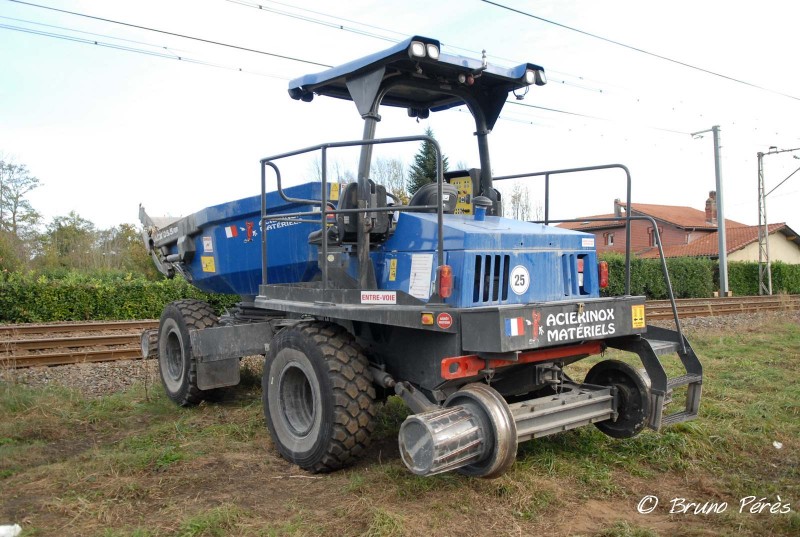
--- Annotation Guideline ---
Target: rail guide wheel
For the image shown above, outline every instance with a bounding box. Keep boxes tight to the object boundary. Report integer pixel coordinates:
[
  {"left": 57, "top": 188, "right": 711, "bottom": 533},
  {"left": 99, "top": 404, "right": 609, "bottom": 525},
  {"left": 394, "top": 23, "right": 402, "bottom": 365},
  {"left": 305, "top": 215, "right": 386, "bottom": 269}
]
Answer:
[
  {"left": 585, "top": 359, "right": 651, "bottom": 439},
  {"left": 262, "top": 321, "right": 376, "bottom": 473}
]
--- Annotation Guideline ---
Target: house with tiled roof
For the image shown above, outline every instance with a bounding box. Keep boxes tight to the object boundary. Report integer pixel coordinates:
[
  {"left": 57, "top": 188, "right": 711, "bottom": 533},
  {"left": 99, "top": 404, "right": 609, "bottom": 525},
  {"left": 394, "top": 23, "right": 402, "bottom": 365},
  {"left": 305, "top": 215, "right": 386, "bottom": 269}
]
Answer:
[{"left": 559, "top": 192, "right": 800, "bottom": 263}]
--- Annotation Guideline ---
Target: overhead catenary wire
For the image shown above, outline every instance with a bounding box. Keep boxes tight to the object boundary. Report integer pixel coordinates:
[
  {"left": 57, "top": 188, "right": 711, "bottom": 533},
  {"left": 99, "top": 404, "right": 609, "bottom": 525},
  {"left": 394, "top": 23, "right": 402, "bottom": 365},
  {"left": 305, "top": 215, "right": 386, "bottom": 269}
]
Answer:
[
  {"left": 481, "top": 0, "right": 800, "bottom": 103},
  {"left": 221, "top": 0, "right": 796, "bottom": 138},
  {"left": 0, "top": 14, "right": 191, "bottom": 53},
  {"left": 0, "top": 23, "right": 290, "bottom": 79},
  {"left": 7, "top": 0, "right": 332, "bottom": 68},
  {"left": 0, "top": 20, "right": 751, "bottom": 139},
  {"left": 224, "top": 0, "right": 609, "bottom": 94},
  {"left": 1, "top": 0, "right": 792, "bottom": 142}
]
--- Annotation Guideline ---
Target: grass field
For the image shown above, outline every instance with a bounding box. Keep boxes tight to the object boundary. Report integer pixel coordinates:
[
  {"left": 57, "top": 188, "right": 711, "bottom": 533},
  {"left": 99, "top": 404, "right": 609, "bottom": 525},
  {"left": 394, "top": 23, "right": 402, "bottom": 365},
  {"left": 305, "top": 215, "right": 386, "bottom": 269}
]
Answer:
[{"left": 1, "top": 316, "right": 798, "bottom": 536}]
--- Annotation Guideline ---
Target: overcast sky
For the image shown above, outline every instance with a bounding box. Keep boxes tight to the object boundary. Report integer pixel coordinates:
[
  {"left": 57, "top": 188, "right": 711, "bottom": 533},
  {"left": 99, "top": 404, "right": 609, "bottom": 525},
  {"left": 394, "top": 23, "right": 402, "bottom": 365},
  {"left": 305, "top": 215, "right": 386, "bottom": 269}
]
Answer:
[{"left": 2, "top": 0, "right": 799, "bottom": 232}]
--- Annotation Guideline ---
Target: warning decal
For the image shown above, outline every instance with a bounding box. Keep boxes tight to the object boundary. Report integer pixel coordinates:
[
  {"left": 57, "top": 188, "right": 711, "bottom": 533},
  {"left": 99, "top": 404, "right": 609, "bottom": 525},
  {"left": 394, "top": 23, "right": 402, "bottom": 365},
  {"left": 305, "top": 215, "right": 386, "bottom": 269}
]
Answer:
[
  {"left": 360, "top": 291, "right": 397, "bottom": 305},
  {"left": 631, "top": 305, "right": 646, "bottom": 328},
  {"left": 201, "top": 256, "right": 216, "bottom": 273}
]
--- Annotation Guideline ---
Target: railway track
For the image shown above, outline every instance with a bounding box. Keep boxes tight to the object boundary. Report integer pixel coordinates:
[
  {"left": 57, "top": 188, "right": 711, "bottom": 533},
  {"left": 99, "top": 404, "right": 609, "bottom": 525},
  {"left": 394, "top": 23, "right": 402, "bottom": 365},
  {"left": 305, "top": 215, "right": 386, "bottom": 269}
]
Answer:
[
  {"left": 1, "top": 320, "right": 157, "bottom": 369},
  {"left": 1, "top": 295, "right": 798, "bottom": 369},
  {"left": 645, "top": 294, "right": 800, "bottom": 320}
]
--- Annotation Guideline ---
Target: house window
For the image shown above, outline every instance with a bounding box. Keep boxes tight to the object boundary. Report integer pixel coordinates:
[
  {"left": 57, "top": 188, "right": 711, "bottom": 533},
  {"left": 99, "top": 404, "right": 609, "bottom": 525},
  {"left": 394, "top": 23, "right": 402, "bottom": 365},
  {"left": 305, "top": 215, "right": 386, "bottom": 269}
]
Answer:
[
  {"left": 605, "top": 233, "right": 615, "bottom": 246},
  {"left": 648, "top": 227, "right": 663, "bottom": 247}
]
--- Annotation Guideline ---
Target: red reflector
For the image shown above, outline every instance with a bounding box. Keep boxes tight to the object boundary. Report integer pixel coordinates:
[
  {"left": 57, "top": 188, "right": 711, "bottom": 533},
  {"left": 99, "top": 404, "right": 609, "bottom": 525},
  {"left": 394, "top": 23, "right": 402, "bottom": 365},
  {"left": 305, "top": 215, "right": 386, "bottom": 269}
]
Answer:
[
  {"left": 599, "top": 261, "right": 609, "bottom": 288},
  {"left": 440, "top": 341, "right": 603, "bottom": 380},
  {"left": 577, "top": 258, "right": 584, "bottom": 272},
  {"left": 438, "top": 265, "right": 453, "bottom": 298}
]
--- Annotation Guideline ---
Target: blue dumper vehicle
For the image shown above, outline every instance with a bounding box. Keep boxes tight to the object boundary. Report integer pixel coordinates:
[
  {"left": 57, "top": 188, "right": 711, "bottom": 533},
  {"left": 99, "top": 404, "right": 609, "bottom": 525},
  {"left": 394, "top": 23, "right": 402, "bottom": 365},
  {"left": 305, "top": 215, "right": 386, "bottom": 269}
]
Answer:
[{"left": 139, "top": 36, "right": 702, "bottom": 477}]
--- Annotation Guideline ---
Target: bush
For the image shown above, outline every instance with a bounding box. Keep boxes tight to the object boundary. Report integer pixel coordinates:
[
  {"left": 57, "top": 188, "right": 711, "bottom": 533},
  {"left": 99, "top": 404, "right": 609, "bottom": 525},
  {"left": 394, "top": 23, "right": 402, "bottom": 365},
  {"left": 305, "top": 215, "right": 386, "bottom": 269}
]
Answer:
[
  {"left": 726, "top": 262, "right": 759, "bottom": 296},
  {"left": 0, "top": 271, "right": 239, "bottom": 323},
  {"left": 600, "top": 254, "right": 714, "bottom": 299},
  {"left": 771, "top": 261, "right": 800, "bottom": 294}
]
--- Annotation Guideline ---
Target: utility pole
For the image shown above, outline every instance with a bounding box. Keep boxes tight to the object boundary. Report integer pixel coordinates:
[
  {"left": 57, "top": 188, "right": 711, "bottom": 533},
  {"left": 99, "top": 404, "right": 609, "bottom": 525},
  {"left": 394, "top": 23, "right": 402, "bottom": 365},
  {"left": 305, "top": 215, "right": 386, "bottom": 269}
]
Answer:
[
  {"left": 757, "top": 151, "right": 771, "bottom": 295},
  {"left": 692, "top": 126, "right": 728, "bottom": 296},
  {"left": 757, "top": 146, "right": 800, "bottom": 295}
]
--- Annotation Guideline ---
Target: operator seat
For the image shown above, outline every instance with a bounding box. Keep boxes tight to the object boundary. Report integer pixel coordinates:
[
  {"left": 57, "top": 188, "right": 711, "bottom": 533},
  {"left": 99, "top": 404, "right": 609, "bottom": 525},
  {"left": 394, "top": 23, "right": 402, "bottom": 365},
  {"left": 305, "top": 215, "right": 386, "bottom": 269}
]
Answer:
[
  {"left": 337, "top": 180, "right": 391, "bottom": 243},
  {"left": 408, "top": 182, "right": 458, "bottom": 214}
]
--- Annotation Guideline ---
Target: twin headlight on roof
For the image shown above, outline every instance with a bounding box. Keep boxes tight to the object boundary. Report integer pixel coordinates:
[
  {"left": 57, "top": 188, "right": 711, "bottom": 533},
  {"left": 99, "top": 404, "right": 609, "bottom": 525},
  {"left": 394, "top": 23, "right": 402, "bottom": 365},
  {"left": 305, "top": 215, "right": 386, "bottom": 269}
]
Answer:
[
  {"left": 409, "top": 40, "right": 441, "bottom": 60},
  {"left": 408, "top": 40, "right": 546, "bottom": 87}
]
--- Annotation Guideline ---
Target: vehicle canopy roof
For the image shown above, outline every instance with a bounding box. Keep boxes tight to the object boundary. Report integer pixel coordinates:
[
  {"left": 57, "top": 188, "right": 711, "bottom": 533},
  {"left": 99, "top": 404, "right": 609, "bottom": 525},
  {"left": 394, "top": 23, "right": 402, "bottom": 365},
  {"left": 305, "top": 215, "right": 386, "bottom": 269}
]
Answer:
[{"left": 288, "top": 36, "right": 545, "bottom": 130}]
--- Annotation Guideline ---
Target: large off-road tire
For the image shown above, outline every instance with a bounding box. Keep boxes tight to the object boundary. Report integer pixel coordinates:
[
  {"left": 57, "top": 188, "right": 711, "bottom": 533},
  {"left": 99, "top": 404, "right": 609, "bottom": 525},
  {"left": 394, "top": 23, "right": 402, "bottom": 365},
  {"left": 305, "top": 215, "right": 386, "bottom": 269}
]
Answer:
[
  {"left": 585, "top": 359, "right": 650, "bottom": 439},
  {"left": 158, "top": 299, "right": 219, "bottom": 406},
  {"left": 263, "top": 321, "right": 376, "bottom": 473}
]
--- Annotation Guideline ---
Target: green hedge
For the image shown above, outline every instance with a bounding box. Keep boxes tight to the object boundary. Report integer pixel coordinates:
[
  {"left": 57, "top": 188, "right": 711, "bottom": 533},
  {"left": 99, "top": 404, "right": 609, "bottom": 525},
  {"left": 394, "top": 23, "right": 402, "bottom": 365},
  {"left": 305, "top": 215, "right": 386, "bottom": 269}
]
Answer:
[
  {"left": 1, "top": 256, "right": 798, "bottom": 323},
  {"left": 602, "top": 255, "right": 799, "bottom": 299},
  {"left": 601, "top": 254, "right": 715, "bottom": 299},
  {"left": 0, "top": 272, "right": 238, "bottom": 323}
]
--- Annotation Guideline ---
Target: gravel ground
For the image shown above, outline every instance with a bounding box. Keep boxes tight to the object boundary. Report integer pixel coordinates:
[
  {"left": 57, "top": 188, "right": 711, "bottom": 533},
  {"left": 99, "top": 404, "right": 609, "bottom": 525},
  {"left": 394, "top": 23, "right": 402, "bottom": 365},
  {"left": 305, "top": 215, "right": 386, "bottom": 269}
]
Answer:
[{"left": 1, "top": 311, "right": 797, "bottom": 398}]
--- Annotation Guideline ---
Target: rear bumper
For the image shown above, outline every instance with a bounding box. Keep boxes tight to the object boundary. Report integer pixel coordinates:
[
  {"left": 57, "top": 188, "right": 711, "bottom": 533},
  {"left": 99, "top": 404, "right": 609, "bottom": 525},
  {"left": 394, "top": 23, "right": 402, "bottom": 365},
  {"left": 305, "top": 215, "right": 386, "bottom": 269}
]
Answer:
[{"left": 460, "top": 296, "right": 647, "bottom": 353}]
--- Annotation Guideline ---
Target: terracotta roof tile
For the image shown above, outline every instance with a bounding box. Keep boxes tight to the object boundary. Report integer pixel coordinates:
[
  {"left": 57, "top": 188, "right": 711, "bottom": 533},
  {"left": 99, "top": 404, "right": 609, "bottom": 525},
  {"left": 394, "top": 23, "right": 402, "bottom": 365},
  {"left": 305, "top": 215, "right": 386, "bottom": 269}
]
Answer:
[
  {"left": 557, "top": 202, "right": 745, "bottom": 230},
  {"left": 638, "top": 224, "right": 786, "bottom": 258}
]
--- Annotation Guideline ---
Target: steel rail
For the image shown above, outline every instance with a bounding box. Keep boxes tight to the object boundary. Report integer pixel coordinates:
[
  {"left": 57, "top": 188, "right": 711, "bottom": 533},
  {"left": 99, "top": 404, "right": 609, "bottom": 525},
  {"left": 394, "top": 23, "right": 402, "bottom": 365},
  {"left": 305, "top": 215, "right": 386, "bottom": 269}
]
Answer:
[
  {"left": 1, "top": 348, "right": 143, "bottom": 368},
  {"left": 0, "top": 320, "right": 157, "bottom": 336},
  {"left": 1, "top": 296, "right": 797, "bottom": 368}
]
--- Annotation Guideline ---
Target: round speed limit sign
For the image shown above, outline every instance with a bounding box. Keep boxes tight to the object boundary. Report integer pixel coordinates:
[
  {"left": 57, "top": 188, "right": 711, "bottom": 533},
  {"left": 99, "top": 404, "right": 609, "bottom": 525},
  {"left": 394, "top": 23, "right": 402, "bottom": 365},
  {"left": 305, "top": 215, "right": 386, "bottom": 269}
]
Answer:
[{"left": 510, "top": 265, "right": 530, "bottom": 295}]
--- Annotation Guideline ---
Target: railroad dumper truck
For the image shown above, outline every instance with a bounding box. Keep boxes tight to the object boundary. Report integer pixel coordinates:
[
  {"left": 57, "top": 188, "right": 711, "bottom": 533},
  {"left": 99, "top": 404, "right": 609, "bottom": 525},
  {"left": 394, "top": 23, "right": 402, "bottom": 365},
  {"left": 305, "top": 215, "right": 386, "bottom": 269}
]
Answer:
[{"left": 139, "top": 36, "right": 702, "bottom": 477}]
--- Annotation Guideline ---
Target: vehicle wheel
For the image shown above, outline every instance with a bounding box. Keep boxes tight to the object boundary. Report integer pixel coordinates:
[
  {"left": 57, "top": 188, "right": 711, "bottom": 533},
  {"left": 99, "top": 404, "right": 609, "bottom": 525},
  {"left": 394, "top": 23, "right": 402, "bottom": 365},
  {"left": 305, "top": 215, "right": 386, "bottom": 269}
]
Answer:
[
  {"left": 158, "top": 299, "right": 219, "bottom": 406},
  {"left": 263, "top": 321, "right": 376, "bottom": 473},
  {"left": 585, "top": 359, "right": 650, "bottom": 439}
]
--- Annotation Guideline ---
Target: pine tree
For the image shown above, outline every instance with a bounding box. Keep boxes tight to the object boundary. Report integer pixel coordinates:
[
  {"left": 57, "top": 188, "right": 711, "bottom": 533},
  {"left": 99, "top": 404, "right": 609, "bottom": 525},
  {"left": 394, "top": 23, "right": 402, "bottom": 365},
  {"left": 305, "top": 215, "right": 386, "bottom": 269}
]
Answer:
[{"left": 408, "top": 128, "right": 448, "bottom": 194}]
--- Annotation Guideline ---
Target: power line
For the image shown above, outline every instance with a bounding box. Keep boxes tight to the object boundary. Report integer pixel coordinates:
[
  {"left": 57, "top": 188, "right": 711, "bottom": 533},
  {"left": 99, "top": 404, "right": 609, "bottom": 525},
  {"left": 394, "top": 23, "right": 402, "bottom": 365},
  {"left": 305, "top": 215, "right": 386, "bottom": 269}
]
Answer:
[
  {"left": 7, "top": 0, "right": 331, "bottom": 68},
  {"left": 224, "top": 0, "right": 399, "bottom": 44},
  {"left": 223, "top": 0, "right": 608, "bottom": 94},
  {"left": 223, "top": 0, "right": 798, "bottom": 131},
  {"left": 0, "top": 14, "right": 190, "bottom": 54},
  {"left": 481, "top": 0, "right": 800, "bottom": 103},
  {"left": 0, "top": 2, "right": 782, "bottom": 140},
  {"left": 508, "top": 101, "right": 691, "bottom": 135},
  {"left": 0, "top": 23, "right": 289, "bottom": 79},
  {"left": 766, "top": 166, "right": 800, "bottom": 197}
]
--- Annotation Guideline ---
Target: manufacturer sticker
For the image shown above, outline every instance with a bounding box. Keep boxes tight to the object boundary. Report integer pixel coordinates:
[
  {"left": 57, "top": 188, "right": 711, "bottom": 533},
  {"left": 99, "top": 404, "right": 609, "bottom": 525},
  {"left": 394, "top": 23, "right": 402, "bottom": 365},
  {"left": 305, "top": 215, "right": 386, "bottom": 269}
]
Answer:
[
  {"left": 264, "top": 220, "right": 300, "bottom": 232},
  {"left": 545, "top": 308, "right": 615, "bottom": 342},
  {"left": 510, "top": 265, "right": 530, "bottom": 295},
  {"left": 360, "top": 291, "right": 397, "bottom": 304},
  {"left": 582, "top": 237, "right": 595, "bottom": 248},
  {"left": 201, "top": 256, "right": 216, "bottom": 273},
  {"left": 202, "top": 236, "right": 213, "bottom": 253},
  {"left": 531, "top": 311, "right": 542, "bottom": 343},
  {"left": 436, "top": 312, "right": 453, "bottom": 329},
  {"left": 154, "top": 226, "right": 179, "bottom": 242},
  {"left": 631, "top": 304, "right": 646, "bottom": 328}
]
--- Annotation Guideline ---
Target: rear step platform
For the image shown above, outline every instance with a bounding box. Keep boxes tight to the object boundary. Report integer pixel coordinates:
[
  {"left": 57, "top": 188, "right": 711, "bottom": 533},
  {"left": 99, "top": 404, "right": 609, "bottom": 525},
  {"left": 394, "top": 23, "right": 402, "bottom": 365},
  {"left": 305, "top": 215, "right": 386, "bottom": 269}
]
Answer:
[{"left": 608, "top": 325, "right": 703, "bottom": 430}]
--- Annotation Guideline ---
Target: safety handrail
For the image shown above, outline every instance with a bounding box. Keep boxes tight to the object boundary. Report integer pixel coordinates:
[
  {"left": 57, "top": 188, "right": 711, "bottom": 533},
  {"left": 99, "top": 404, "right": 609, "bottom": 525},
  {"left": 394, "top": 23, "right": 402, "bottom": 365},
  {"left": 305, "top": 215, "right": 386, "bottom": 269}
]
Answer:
[
  {"left": 494, "top": 164, "right": 684, "bottom": 351},
  {"left": 541, "top": 215, "right": 685, "bottom": 353},
  {"left": 259, "top": 135, "right": 445, "bottom": 299}
]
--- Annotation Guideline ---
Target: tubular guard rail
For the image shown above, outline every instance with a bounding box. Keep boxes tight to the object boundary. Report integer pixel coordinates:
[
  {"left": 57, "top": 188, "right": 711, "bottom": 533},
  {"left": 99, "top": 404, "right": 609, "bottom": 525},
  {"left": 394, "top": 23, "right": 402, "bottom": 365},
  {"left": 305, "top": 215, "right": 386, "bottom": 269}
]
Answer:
[
  {"left": 494, "top": 164, "right": 685, "bottom": 351},
  {"left": 259, "top": 135, "right": 446, "bottom": 300}
]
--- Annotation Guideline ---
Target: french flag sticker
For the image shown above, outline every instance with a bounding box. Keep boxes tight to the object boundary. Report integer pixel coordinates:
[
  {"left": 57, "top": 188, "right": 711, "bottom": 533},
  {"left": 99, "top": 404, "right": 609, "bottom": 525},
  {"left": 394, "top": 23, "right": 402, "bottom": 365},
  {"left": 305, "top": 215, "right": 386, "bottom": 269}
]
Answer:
[
  {"left": 224, "top": 225, "right": 238, "bottom": 238},
  {"left": 504, "top": 317, "right": 525, "bottom": 337}
]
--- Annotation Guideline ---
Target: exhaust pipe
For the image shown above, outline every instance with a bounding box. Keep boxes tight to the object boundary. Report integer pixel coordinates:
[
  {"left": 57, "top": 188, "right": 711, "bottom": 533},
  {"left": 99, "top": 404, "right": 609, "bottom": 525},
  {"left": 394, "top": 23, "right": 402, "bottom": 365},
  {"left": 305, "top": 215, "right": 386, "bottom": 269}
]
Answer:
[{"left": 398, "top": 383, "right": 517, "bottom": 478}]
